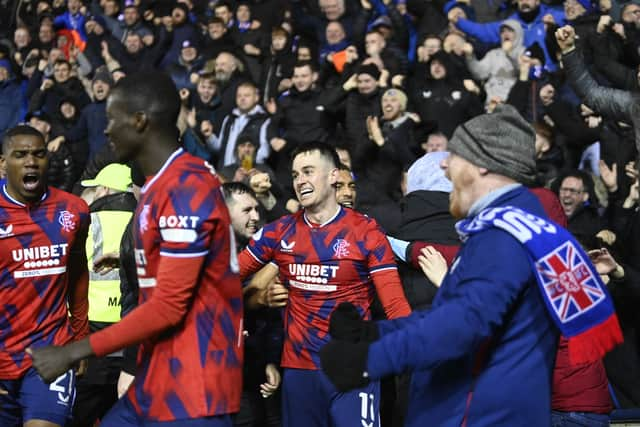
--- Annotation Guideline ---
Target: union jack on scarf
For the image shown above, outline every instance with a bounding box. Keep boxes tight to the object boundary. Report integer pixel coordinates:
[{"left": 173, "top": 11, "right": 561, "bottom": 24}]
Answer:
[{"left": 456, "top": 206, "right": 623, "bottom": 365}]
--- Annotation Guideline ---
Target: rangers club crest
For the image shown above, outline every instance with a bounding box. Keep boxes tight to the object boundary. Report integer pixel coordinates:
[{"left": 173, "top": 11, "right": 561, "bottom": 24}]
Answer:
[
  {"left": 58, "top": 211, "right": 76, "bottom": 232},
  {"left": 332, "top": 239, "right": 350, "bottom": 258},
  {"left": 536, "top": 241, "right": 605, "bottom": 323},
  {"left": 139, "top": 204, "right": 151, "bottom": 232}
]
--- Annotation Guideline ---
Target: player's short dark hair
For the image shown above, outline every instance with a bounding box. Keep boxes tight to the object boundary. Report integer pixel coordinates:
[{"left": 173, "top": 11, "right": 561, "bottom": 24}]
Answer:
[
  {"left": 214, "top": 0, "right": 232, "bottom": 11},
  {"left": 207, "top": 16, "right": 225, "bottom": 26},
  {"left": 293, "top": 60, "right": 317, "bottom": 73},
  {"left": 290, "top": 141, "right": 341, "bottom": 170},
  {"left": 110, "top": 71, "right": 180, "bottom": 130},
  {"left": 2, "top": 125, "right": 45, "bottom": 154},
  {"left": 198, "top": 72, "right": 217, "bottom": 85},
  {"left": 337, "top": 162, "right": 351, "bottom": 172},
  {"left": 222, "top": 182, "right": 256, "bottom": 202}
]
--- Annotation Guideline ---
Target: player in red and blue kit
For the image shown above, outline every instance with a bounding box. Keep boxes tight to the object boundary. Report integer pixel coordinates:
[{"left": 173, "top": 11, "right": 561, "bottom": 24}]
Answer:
[
  {"left": 238, "top": 142, "right": 411, "bottom": 427},
  {"left": 29, "top": 73, "right": 244, "bottom": 426},
  {"left": 0, "top": 125, "right": 90, "bottom": 427}
]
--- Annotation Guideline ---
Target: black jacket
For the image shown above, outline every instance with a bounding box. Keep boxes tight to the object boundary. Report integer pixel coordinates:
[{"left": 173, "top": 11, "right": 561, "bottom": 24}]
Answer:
[
  {"left": 47, "top": 143, "right": 75, "bottom": 193},
  {"left": 391, "top": 190, "right": 458, "bottom": 310}
]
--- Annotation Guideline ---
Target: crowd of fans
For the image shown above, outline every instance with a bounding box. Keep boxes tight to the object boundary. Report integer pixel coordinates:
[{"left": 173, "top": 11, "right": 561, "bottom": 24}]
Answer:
[{"left": 1, "top": 0, "right": 640, "bottom": 423}]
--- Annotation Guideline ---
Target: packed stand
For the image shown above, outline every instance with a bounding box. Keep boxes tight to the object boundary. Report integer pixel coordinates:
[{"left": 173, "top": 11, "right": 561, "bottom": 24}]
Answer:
[{"left": 1, "top": 0, "right": 640, "bottom": 424}]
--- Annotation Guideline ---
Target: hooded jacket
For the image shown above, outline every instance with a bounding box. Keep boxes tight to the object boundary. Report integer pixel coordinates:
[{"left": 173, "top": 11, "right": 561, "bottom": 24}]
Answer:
[{"left": 466, "top": 19, "right": 525, "bottom": 105}]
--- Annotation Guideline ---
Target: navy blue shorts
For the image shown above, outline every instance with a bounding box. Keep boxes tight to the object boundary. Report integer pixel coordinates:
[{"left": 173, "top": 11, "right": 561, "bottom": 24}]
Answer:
[
  {"left": 0, "top": 367, "right": 75, "bottom": 427},
  {"left": 100, "top": 395, "right": 233, "bottom": 427},
  {"left": 282, "top": 368, "right": 380, "bottom": 427}
]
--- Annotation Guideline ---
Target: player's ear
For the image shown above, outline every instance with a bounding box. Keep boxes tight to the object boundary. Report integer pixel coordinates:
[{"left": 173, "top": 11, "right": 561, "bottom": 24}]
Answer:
[
  {"left": 133, "top": 111, "right": 148, "bottom": 132},
  {"left": 328, "top": 167, "right": 338, "bottom": 185}
]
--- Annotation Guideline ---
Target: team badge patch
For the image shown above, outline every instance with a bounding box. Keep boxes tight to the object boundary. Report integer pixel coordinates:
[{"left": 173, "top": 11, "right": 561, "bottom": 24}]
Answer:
[
  {"left": 332, "top": 239, "right": 350, "bottom": 258},
  {"left": 58, "top": 211, "right": 75, "bottom": 232},
  {"left": 536, "top": 241, "right": 605, "bottom": 323}
]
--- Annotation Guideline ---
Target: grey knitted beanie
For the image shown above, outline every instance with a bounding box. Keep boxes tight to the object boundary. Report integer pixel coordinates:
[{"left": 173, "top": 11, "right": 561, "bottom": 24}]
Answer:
[{"left": 448, "top": 104, "right": 536, "bottom": 185}]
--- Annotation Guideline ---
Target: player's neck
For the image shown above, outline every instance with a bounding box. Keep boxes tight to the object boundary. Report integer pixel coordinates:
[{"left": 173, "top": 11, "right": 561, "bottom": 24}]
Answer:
[
  {"left": 136, "top": 135, "right": 181, "bottom": 177},
  {"left": 304, "top": 201, "right": 340, "bottom": 226}
]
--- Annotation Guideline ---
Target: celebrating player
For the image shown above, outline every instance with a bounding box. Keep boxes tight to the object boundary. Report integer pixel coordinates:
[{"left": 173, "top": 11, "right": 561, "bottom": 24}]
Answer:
[
  {"left": 237, "top": 142, "right": 411, "bottom": 427},
  {"left": 28, "top": 72, "right": 244, "bottom": 426},
  {"left": 0, "top": 125, "right": 90, "bottom": 427}
]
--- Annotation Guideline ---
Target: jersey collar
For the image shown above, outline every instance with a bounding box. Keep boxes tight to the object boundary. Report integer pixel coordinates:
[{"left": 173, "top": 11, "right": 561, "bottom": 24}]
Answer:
[
  {"left": 2, "top": 184, "right": 48, "bottom": 207},
  {"left": 303, "top": 205, "right": 343, "bottom": 228},
  {"left": 140, "top": 148, "right": 184, "bottom": 194}
]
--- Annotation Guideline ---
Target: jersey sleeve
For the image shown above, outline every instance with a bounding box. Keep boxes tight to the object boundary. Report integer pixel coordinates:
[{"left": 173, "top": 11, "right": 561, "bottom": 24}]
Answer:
[
  {"left": 156, "top": 183, "right": 224, "bottom": 258},
  {"left": 90, "top": 179, "right": 227, "bottom": 356},
  {"left": 239, "top": 222, "right": 279, "bottom": 280},
  {"left": 68, "top": 202, "right": 90, "bottom": 339},
  {"left": 365, "top": 219, "right": 412, "bottom": 319}
]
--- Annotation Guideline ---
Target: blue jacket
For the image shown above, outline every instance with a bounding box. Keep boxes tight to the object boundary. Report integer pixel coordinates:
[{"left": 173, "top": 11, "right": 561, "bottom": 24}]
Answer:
[
  {"left": 456, "top": 5, "right": 566, "bottom": 70},
  {"left": 0, "top": 79, "right": 26, "bottom": 136},
  {"left": 367, "top": 186, "right": 558, "bottom": 426},
  {"left": 65, "top": 101, "right": 108, "bottom": 159}
]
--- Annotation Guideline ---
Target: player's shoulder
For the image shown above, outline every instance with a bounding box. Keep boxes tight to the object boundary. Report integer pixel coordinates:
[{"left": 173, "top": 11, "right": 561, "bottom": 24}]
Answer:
[
  {"left": 47, "top": 187, "right": 89, "bottom": 215},
  {"left": 159, "top": 150, "right": 221, "bottom": 189},
  {"left": 261, "top": 210, "right": 301, "bottom": 234},
  {"left": 344, "top": 208, "right": 381, "bottom": 232}
]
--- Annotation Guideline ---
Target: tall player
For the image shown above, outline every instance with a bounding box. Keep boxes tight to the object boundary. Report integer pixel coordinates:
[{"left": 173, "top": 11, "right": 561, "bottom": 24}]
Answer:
[
  {"left": 0, "top": 125, "right": 90, "bottom": 427},
  {"left": 28, "top": 72, "right": 244, "bottom": 426},
  {"left": 237, "top": 142, "right": 411, "bottom": 427}
]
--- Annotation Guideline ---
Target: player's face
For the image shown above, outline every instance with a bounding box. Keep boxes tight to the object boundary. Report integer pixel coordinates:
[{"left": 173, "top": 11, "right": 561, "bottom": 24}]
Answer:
[
  {"left": 291, "top": 150, "right": 338, "bottom": 210},
  {"left": 1, "top": 134, "right": 49, "bottom": 204},
  {"left": 440, "top": 153, "right": 480, "bottom": 219},
  {"left": 335, "top": 169, "right": 356, "bottom": 208},
  {"left": 105, "top": 93, "right": 141, "bottom": 163},
  {"left": 228, "top": 192, "right": 260, "bottom": 239}
]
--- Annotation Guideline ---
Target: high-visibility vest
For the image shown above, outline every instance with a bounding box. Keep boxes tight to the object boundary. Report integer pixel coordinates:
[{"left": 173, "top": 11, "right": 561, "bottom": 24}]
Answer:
[{"left": 86, "top": 210, "right": 133, "bottom": 323}]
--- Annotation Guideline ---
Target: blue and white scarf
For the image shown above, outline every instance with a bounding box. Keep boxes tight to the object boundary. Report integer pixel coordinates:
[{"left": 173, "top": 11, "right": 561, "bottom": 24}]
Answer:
[{"left": 456, "top": 205, "right": 622, "bottom": 364}]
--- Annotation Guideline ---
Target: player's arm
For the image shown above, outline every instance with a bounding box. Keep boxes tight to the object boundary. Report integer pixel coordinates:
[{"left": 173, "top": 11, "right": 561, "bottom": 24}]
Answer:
[
  {"left": 366, "top": 231, "right": 534, "bottom": 379},
  {"left": 30, "top": 184, "right": 224, "bottom": 381},
  {"left": 67, "top": 210, "right": 90, "bottom": 339},
  {"left": 238, "top": 223, "right": 279, "bottom": 281},
  {"left": 243, "top": 262, "right": 283, "bottom": 309},
  {"left": 367, "top": 224, "right": 412, "bottom": 319},
  {"left": 28, "top": 254, "right": 208, "bottom": 382}
]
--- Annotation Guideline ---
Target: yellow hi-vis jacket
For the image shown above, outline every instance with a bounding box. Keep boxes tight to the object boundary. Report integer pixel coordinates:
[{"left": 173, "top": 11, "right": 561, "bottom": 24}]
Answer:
[{"left": 86, "top": 210, "right": 133, "bottom": 323}]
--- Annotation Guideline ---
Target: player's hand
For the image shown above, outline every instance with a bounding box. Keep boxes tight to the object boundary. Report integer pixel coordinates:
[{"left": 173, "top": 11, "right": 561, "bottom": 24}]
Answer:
[
  {"left": 598, "top": 160, "right": 618, "bottom": 193},
  {"left": 260, "top": 363, "right": 281, "bottom": 398},
  {"left": 270, "top": 137, "right": 287, "bottom": 152},
  {"left": 366, "top": 116, "right": 384, "bottom": 146},
  {"left": 117, "top": 371, "right": 135, "bottom": 398},
  {"left": 596, "top": 229, "right": 616, "bottom": 246},
  {"left": 47, "top": 136, "right": 64, "bottom": 152},
  {"left": 342, "top": 73, "right": 358, "bottom": 91},
  {"left": 265, "top": 98, "right": 277, "bottom": 115},
  {"left": 588, "top": 248, "right": 619, "bottom": 275},
  {"left": 267, "top": 280, "right": 288, "bottom": 308},
  {"left": 0, "top": 386, "right": 7, "bottom": 395},
  {"left": 249, "top": 172, "right": 272, "bottom": 194},
  {"left": 417, "top": 246, "right": 448, "bottom": 287},
  {"left": 27, "top": 346, "right": 74, "bottom": 383},
  {"left": 93, "top": 252, "right": 120, "bottom": 275},
  {"left": 597, "top": 15, "right": 612, "bottom": 34},
  {"left": 555, "top": 25, "right": 576, "bottom": 54},
  {"left": 285, "top": 199, "right": 300, "bottom": 213},
  {"left": 76, "top": 359, "right": 88, "bottom": 377},
  {"left": 329, "top": 302, "right": 379, "bottom": 342}
]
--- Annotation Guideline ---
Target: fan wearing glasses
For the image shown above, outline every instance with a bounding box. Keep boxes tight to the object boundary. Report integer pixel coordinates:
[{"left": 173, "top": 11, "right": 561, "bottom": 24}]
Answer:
[{"left": 553, "top": 169, "right": 605, "bottom": 242}]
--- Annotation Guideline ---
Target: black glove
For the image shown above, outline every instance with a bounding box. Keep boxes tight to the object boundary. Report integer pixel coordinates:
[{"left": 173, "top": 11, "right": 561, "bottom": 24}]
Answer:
[
  {"left": 329, "top": 302, "right": 379, "bottom": 342},
  {"left": 320, "top": 339, "right": 370, "bottom": 392}
]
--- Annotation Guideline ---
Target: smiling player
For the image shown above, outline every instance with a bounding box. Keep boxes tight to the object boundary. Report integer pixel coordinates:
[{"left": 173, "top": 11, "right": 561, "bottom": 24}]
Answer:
[{"left": 237, "top": 141, "right": 411, "bottom": 427}]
